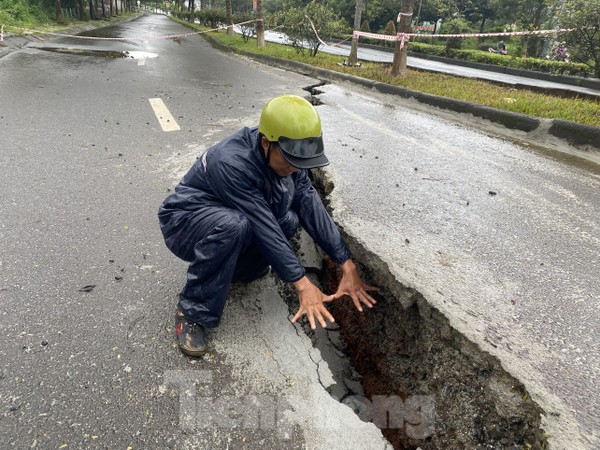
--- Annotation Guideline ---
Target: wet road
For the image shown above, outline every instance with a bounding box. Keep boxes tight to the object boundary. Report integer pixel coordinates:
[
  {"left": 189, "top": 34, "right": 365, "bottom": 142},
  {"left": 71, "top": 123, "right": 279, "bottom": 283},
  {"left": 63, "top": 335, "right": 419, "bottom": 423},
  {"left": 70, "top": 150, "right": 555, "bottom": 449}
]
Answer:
[
  {"left": 0, "top": 14, "right": 386, "bottom": 450},
  {"left": 317, "top": 83, "right": 600, "bottom": 448},
  {"left": 1, "top": 13, "right": 599, "bottom": 449}
]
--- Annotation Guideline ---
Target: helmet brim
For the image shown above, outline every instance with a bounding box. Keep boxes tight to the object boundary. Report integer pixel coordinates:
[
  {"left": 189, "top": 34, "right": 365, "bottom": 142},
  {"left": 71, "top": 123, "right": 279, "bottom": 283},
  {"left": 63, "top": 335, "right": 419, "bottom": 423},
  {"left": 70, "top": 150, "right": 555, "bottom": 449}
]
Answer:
[{"left": 278, "top": 136, "right": 329, "bottom": 169}]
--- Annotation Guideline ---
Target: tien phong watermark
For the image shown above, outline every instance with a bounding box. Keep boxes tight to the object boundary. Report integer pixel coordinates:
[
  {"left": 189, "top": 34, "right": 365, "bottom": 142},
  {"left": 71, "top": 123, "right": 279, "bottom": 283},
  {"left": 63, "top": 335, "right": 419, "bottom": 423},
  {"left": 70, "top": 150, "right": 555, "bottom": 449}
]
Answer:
[{"left": 163, "top": 370, "right": 435, "bottom": 440}]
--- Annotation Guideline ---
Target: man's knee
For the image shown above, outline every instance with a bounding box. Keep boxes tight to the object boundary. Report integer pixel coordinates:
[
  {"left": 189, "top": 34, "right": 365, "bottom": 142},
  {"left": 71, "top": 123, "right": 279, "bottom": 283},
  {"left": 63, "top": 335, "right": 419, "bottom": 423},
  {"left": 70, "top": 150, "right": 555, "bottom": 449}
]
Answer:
[
  {"left": 219, "top": 211, "right": 252, "bottom": 244},
  {"left": 163, "top": 209, "right": 251, "bottom": 262}
]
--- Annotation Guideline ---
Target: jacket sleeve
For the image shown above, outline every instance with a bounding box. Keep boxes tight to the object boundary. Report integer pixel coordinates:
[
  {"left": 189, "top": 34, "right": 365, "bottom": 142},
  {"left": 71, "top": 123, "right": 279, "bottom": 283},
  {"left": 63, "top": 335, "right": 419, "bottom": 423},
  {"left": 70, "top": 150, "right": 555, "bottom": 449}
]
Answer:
[
  {"left": 292, "top": 171, "right": 352, "bottom": 265},
  {"left": 206, "top": 160, "right": 306, "bottom": 283}
]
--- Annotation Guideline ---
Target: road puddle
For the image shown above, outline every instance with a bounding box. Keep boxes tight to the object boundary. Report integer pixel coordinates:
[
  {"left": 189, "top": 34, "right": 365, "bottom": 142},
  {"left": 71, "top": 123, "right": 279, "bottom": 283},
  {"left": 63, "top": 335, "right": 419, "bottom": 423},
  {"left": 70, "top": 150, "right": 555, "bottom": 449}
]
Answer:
[{"left": 36, "top": 47, "right": 158, "bottom": 60}]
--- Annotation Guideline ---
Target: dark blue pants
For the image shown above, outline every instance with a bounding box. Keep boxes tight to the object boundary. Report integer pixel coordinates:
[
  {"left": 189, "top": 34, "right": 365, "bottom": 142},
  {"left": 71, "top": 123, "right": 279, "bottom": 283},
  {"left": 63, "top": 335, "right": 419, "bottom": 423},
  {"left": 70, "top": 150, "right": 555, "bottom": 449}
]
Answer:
[{"left": 162, "top": 206, "right": 299, "bottom": 327}]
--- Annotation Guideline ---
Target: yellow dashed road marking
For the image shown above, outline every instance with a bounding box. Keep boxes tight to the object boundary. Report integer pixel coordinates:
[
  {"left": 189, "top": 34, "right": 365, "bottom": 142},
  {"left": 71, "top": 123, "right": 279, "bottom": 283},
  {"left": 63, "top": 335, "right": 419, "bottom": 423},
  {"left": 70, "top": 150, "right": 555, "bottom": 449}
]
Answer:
[{"left": 149, "top": 98, "right": 180, "bottom": 132}]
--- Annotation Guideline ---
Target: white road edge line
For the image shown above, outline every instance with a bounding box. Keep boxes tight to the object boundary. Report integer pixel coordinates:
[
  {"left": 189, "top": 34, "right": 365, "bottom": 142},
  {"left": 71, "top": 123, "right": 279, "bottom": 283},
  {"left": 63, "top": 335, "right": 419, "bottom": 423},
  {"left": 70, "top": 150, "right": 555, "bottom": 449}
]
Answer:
[{"left": 149, "top": 98, "right": 180, "bottom": 132}]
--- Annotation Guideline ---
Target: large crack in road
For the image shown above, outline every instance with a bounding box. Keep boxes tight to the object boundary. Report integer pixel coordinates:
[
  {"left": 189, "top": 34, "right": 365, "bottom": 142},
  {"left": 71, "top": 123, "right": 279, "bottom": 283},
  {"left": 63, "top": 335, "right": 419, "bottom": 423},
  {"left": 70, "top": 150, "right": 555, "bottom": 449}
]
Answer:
[{"left": 275, "top": 85, "right": 551, "bottom": 449}]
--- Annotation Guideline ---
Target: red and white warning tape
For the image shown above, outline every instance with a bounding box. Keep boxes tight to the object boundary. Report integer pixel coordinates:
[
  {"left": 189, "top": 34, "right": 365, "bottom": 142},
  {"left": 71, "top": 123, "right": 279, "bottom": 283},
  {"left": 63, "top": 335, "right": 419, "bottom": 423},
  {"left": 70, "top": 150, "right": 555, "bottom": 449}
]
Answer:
[
  {"left": 353, "top": 27, "right": 577, "bottom": 49},
  {"left": 2, "top": 18, "right": 259, "bottom": 42},
  {"left": 354, "top": 27, "right": 576, "bottom": 41},
  {"left": 304, "top": 15, "right": 353, "bottom": 48}
]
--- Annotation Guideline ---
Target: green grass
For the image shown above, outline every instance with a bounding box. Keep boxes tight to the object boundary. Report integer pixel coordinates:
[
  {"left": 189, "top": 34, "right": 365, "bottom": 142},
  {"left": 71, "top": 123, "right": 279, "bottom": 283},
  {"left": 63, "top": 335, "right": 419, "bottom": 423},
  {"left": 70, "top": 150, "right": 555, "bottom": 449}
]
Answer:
[
  {"left": 2, "top": 13, "right": 139, "bottom": 35},
  {"left": 198, "top": 25, "right": 600, "bottom": 128}
]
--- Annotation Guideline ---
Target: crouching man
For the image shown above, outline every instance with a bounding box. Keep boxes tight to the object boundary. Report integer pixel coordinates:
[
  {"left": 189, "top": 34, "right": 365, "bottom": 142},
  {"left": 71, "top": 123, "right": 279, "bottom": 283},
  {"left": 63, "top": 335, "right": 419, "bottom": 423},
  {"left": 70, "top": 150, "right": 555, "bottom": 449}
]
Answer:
[{"left": 158, "top": 95, "right": 377, "bottom": 356}]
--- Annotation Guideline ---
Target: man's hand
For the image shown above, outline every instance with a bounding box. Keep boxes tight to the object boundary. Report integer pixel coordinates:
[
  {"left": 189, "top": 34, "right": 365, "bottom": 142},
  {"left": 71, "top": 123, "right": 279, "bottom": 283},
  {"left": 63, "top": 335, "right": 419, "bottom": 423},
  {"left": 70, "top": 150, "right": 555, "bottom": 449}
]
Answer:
[
  {"left": 331, "top": 259, "right": 378, "bottom": 312},
  {"left": 291, "top": 276, "right": 335, "bottom": 330}
]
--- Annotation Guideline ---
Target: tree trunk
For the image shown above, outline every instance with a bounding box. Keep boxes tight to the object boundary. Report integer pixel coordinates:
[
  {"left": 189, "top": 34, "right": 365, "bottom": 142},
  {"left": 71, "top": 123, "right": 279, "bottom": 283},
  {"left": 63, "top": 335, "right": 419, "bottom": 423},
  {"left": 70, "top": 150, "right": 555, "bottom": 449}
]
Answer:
[
  {"left": 89, "top": 0, "right": 97, "bottom": 19},
  {"left": 101, "top": 0, "right": 106, "bottom": 17},
  {"left": 523, "top": 1, "right": 547, "bottom": 57},
  {"left": 225, "top": 0, "right": 234, "bottom": 35},
  {"left": 256, "top": 0, "right": 265, "bottom": 47},
  {"left": 78, "top": 0, "right": 85, "bottom": 20},
  {"left": 348, "top": 0, "right": 363, "bottom": 66},
  {"left": 55, "top": 0, "right": 64, "bottom": 22},
  {"left": 391, "top": 0, "right": 413, "bottom": 76}
]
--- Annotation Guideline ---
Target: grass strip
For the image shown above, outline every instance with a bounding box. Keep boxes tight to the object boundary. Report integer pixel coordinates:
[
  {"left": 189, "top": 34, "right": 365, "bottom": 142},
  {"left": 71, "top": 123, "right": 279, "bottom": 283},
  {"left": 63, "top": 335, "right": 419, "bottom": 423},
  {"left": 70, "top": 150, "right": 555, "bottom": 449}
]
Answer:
[{"left": 193, "top": 25, "right": 600, "bottom": 128}]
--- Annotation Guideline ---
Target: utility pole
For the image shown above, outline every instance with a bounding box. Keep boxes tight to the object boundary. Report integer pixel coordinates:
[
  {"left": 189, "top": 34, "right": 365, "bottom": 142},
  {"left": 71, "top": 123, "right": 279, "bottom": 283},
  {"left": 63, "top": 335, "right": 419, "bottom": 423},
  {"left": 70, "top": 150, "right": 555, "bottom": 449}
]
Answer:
[{"left": 348, "top": 0, "right": 363, "bottom": 66}]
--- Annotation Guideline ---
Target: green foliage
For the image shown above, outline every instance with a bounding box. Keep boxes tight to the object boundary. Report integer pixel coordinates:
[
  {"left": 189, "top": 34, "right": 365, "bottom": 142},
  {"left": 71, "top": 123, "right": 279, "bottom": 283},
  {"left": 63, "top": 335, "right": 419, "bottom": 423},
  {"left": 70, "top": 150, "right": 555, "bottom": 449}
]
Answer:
[
  {"left": 409, "top": 41, "right": 447, "bottom": 57},
  {"left": 200, "top": 28, "right": 600, "bottom": 126},
  {"left": 360, "top": 19, "right": 370, "bottom": 32},
  {"left": 233, "top": 10, "right": 256, "bottom": 42},
  {"left": 274, "top": 0, "right": 349, "bottom": 57},
  {"left": 382, "top": 19, "right": 395, "bottom": 36},
  {"left": 558, "top": 0, "right": 600, "bottom": 77},
  {"left": 195, "top": 8, "right": 227, "bottom": 28},
  {"left": 442, "top": 17, "right": 473, "bottom": 55},
  {"left": 0, "top": 0, "right": 52, "bottom": 26},
  {"left": 410, "top": 41, "right": 592, "bottom": 76}
]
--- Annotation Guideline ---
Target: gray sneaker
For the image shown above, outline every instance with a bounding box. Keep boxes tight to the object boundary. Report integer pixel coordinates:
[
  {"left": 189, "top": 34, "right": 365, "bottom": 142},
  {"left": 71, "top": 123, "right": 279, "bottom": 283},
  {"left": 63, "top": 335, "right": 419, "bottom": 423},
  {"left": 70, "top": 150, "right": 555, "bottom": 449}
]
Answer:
[{"left": 175, "top": 309, "right": 208, "bottom": 357}]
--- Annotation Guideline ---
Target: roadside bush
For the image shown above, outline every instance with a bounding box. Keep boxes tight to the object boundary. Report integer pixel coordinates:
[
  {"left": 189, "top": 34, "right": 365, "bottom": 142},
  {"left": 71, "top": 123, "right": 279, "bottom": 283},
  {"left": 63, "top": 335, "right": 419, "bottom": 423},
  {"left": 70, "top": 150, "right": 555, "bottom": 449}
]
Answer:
[
  {"left": 0, "top": 0, "right": 29, "bottom": 23},
  {"left": 447, "top": 48, "right": 513, "bottom": 66},
  {"left": 194, "top": 8, "right": 226, "bottom": 29},
  {"left": 377, "top": 19, "right": 396, "bottom": 48},
  {"left": 477, "top": 42, "right": 499, "bottom": 52},
  {"left": 274, "top": 0, "right": 349, "bottom": 57},
  {"left": 512, "top": 58, "right": 590, "bottom": 77},
  {"left": 171, "top": 10, "right": 191, "bottom": 21},
  {"left": 382, "top": 20, "right": 395, "bottom": 36},
  {"left": 407, "top": 41, "right": 591, "bottom": 77},
  {"left": 440, "top": 18, "right": 473, "bottom": 56},
  {"left": 409, "top": 42, "right": 446, "bottom": 57},
  {"left": 233, "top": 10, "right": 256, "bottom": 42}
]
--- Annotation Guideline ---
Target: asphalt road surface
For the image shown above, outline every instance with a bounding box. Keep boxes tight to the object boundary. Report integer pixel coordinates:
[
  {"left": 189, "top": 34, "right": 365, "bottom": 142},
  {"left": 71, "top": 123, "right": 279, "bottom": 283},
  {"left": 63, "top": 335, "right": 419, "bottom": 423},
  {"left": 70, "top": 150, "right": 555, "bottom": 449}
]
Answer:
[
  {"left": 0, "top": 14, "right": 389, "bottom": 450},
  {"left": 1, "top": 13, "right": 598, "bottom": 449}
]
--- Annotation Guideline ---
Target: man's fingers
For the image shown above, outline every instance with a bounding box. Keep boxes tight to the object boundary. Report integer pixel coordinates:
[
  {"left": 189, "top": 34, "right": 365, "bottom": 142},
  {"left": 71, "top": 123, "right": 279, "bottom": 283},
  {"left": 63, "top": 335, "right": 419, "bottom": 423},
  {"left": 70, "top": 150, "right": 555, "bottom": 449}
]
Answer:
[
  {"left": 363, "top": 283, "right": 380, "bottom": 292},
  {"left": 321, "top": 306, "right": 335, "bottom": 324},
  {"left": 295, "top": 305, "right": 335, "bottom": 330},
  {"left": 350, "top": 294, "right": 364, "bottom": 312},
  {"left": 291, "top": 308, "right": 304, "bottom": 324},
  {"left": 317, "top": 313, "right": 327, "bottom": 329},
  {"left": 359, "top": 289, "right": 377, "bottom": 306},
  {"left": 323, "top": 294, "right": 338, "bottom": 303}
]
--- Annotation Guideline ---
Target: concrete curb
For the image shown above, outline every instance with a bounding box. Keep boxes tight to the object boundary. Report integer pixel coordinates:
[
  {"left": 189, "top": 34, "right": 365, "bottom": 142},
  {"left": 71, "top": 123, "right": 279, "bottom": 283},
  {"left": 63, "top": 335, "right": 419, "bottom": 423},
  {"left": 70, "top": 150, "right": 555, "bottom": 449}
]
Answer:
[
  {"left": 353, "top": 42, "right": 600, "bottom": 90},
  {"left": 549, "top": 120, "right": 600, "bottom": 148},
  {"left": 204, "top": 36, "right": 600, "bottom": 156}
]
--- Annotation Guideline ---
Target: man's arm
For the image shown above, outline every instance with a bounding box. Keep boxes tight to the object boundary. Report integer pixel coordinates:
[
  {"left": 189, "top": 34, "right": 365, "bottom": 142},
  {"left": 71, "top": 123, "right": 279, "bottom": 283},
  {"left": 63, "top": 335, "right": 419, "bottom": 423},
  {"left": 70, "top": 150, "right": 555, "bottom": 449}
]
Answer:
[
  {"left": 290, "top": 172, "right": 377, "bottom": 329},
  {"left": 291, "top": 171, "right": 351, "bottom": 264},
  {"left": 208, "top": 160, "right": 306, "bottom": 283}
]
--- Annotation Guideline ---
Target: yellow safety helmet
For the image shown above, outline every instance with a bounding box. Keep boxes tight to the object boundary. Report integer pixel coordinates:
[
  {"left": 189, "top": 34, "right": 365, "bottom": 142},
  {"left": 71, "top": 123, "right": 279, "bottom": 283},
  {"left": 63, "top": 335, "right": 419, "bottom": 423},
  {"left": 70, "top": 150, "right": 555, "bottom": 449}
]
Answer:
[{"left": 258, "top": 95, "right": 328, "bottom": 169}]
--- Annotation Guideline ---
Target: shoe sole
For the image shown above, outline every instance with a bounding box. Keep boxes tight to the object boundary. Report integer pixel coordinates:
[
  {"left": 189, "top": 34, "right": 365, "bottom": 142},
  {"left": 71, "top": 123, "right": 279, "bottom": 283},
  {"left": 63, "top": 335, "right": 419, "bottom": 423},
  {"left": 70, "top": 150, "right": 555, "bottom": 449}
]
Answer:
[{"left": 178, "top": 343, "right": 209, "bottom": 357}]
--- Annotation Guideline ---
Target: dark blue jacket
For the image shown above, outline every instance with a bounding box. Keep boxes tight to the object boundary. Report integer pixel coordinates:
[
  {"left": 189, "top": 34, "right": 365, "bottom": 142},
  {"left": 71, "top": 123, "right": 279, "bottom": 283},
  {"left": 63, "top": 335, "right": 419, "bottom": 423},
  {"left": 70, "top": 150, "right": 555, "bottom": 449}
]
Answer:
[{"left": 159, "top": 127, "right": 351, "bottom": 282}]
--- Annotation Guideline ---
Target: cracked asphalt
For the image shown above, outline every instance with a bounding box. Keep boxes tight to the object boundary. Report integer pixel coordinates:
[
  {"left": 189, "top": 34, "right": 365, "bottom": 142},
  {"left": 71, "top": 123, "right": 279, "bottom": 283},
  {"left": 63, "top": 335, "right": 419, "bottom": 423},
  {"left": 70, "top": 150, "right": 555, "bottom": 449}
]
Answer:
[
  {"left": 0, "top": 14, "right": 389, "bottom": 449},
  {"left": 1, "top": 13, "right": 599, "bottom": 450}
]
